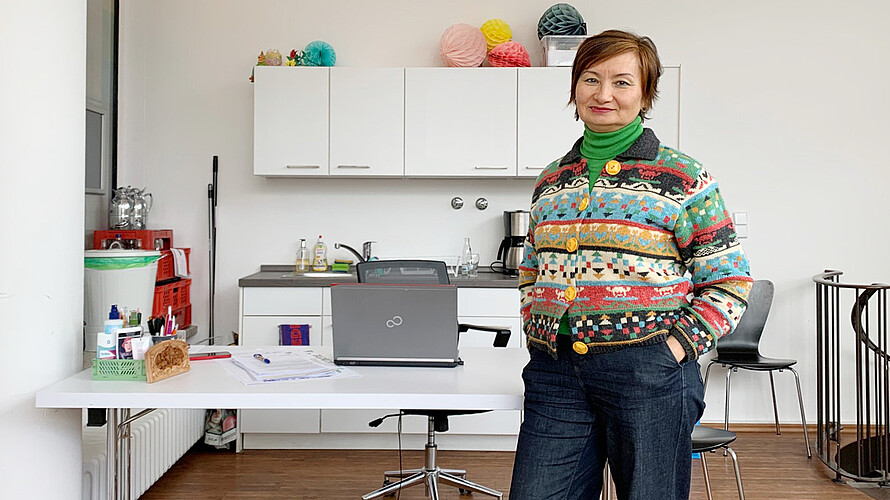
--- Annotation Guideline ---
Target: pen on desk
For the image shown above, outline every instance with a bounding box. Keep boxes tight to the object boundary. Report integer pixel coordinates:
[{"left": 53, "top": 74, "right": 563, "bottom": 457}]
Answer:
[{"left": 254, "top": 353, "right": 271, "bottom": 364}]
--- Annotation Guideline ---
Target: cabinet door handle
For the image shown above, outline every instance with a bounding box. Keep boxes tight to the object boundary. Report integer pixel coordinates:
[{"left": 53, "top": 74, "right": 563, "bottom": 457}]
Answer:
[
  {"left": 336, "top": 164, "right": 371, "bottom": 169},
  {"left": 474, "top": 165, "right": 508, "bottom": 170},
  {"left": 286, "top": 164, "right": 321, "bottom": 169},
  {"left": 524, "top": 165, "right": 545, "bottom": 170}
]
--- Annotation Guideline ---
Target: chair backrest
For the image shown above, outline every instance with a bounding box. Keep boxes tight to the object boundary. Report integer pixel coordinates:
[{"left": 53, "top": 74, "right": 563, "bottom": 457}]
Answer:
[
  {"left": 715, "top": 279, "right": 774, "bottom": 354},
  {"left": 355, "top": 259, "right": 451, "bottom": 285}
]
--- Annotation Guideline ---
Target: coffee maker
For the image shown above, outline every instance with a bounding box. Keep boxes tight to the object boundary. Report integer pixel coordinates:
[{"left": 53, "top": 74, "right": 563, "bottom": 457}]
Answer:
[{"left": 493, "top": 210, "right": 530, "bottom": 275}]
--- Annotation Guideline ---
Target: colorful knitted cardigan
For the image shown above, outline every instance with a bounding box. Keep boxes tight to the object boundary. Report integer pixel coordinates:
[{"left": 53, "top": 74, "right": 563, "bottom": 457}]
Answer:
[{"left": 519, "top": 129, "right": 753, "bottom": 360}]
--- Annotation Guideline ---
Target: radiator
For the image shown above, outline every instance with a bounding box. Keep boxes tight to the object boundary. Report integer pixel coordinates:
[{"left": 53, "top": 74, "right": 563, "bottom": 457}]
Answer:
[{"left": 82, "top": 408, "right": 205, "bottom": 500}]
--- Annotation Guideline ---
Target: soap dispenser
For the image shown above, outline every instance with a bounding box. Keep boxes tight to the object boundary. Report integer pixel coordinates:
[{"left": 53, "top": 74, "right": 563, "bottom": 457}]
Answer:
[
  {"left": 296, "top": 239, "right": 309, "bottom": 272},
  {"left": 312, "top": 235, "right": 328, "bottom": 272}
]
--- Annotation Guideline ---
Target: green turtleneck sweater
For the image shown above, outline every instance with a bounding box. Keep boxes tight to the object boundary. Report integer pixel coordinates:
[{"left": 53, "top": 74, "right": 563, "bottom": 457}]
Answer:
[{"left": 558, "top": 116, "right": 644, "bottom": 336}]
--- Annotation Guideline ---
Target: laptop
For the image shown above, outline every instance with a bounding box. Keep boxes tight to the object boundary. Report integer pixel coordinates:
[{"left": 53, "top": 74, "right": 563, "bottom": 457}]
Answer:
[{"left": 330, "top": 283, "right": 460, "bottom": 367}]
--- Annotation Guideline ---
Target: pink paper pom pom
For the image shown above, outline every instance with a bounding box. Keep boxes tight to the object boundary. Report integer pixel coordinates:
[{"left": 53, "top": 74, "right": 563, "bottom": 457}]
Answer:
[
  {"left": 439, "top": 23, "right": 487, "bottom": 67},
  {"left": 487, "top": 41, "right": 531, "bottom": 67}
]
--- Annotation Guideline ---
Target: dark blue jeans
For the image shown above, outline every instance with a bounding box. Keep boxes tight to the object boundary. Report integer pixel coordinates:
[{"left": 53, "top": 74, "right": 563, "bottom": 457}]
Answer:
[{"left": 510, "top": 336, "right": 705, "bottom": 500}]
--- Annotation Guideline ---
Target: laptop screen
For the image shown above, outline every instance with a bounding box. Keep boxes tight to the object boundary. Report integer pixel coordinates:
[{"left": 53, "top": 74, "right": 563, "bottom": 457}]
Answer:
[{"left": 330, "top": 284, "right": 460, "bottom": 367}]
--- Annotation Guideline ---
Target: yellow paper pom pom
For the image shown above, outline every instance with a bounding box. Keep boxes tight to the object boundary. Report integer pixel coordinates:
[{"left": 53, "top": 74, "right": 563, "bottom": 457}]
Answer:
[{"left": 480, "top": 19, "right": 512, "bottom": 52}]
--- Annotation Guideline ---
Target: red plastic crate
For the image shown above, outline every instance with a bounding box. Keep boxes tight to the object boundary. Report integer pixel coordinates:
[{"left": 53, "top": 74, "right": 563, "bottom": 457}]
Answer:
[
  {"left": 152, "top": 278, "right": 191, "bottom": 317},
  {"left": 93, "top": 229, "right": 173, "bottom": 250},
  {"left": 156, "top": 248, "right": 191, "bottom": 282},
  {"left": 172, "top": 304, "right": 191, "bottom": 327}
]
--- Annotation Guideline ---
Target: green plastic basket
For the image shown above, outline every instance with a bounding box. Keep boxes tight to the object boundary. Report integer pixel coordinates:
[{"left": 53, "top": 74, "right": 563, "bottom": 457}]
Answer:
[{"left": 92, "top": 359, "right": 147, "bottom": 381}]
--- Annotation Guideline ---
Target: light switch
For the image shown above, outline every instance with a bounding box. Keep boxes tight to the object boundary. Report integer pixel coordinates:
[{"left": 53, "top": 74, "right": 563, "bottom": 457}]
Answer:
[
  {"left": 732, "top": 212, "right": 748, "bottom": 225},
  {"left": 735, "top": 225, "right": 748, "bottom": 239}
]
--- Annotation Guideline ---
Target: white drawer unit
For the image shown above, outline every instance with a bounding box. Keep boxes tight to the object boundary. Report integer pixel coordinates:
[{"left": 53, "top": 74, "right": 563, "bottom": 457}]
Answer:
[
  {"left": 240, "top": 409, "right": 320, "bottom": 434},
  {"left": 242, "top": 287, "right": 323, "bottom": 316},
  {"left": 321, "top": 409, "right": 428, "bottom": 434},
  {"left": 458, "top": 288, "right": 520, "bottom": 317}
]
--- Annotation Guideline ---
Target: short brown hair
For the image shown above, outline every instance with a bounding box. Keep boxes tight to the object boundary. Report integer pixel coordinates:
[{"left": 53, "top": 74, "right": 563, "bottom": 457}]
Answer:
[{"left": 569, "top": 30, "right": 662, "bottom": 121}]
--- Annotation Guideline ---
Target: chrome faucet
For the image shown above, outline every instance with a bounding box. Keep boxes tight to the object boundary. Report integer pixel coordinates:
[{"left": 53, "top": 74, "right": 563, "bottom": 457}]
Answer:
[{"left": 334, "top": 241, "right": 375, "bottom": 262}]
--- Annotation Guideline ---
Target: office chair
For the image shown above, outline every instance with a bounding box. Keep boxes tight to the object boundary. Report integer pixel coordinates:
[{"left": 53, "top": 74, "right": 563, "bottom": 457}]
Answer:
[
  {"left": 357, "top": 260, "right": 510, "bottom": 500},
  {"left": 703, "top": 279, "right": 812, "bottom": 458}
]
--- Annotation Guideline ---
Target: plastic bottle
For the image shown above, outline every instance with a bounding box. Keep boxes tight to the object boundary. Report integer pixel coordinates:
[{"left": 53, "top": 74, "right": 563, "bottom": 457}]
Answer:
[
  {"left": 296, "top": 238, "right": 309, "bottom": 272},
  {"left": 460, "top": 237, "right": 473, "bottom": 276},
  {"left": 98, "top": 304, "right": 123, "bottom": 359},
  {"left": 312, "top": 235, "right": 328, "bottom": 271}
]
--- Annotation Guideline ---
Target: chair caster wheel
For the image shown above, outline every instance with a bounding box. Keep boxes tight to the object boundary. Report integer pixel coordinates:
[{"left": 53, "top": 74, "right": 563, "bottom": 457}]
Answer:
[
  {"left": 382, "top": 479, "right": 396, "bottom": 497},
  {"left": 459, "top": 488, "right": 471, "bottom": 495}
]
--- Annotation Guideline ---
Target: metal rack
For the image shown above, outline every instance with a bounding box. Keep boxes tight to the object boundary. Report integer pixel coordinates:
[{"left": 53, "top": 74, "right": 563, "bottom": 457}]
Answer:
[{"left": 814, "top": 270, "right": 890, "bottom": 483}]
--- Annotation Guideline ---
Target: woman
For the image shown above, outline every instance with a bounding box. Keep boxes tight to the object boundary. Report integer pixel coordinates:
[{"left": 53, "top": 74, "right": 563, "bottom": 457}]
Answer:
[{"left": 510, "top": 30, "right": 752, "bottom": 500}]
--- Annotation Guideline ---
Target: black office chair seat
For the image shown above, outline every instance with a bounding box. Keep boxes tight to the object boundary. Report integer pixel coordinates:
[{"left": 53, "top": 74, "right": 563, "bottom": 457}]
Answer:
[
  {"left": 692, "top": 426, "right": 737, "bottom": 452},
  {"left": 692, "top": 426, "right": 745, "bottom": 500},
  {"left": 402, "top": 409, "right": 490, "bottom": 432},
  {"left": 712, "top": 353, "right": 798, "bottom": 371},
  {"left": 601, "top": 427, "right": 744, "bottom": 500}
]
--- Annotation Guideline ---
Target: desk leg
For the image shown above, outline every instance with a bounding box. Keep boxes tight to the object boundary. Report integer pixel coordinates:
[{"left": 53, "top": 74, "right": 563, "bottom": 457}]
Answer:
[
  {"left": 106, "top": 408, "right": 118, "bottom": 499},
  {"left": 121, "top": 408, "right": 131, "bottom": 499},
  {"left": 106, "top": 408, "right": 134, "bottom": 500}
]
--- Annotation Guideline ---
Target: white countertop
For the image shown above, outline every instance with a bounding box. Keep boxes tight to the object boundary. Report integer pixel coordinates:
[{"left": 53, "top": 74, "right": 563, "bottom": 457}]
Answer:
[{"left": 37, "top": 346, "right": 529, "bottom": 411}]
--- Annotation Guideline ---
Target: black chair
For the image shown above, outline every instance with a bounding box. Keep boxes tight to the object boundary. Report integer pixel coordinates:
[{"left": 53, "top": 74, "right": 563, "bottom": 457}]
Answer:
[
  {"left": 703, "top": 279, "right": 812, "bottom": 458},
  {"left": 357, "top": 260, "right": 510, "bottom": 500},
  {"left": 599, "top": 427, "right": 744, "bottom": 500},
  {"left": 693, "top": 426, "right": 745, "bottom": 500}
]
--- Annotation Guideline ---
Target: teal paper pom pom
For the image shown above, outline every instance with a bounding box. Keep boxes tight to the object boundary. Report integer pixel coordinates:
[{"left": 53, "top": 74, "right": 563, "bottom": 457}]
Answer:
[
  {"left": 537, "top": 3, "right": 587, "bottom": 40},
  {"left": 302, "top": 40, "right": 336, "bottom": 67}
]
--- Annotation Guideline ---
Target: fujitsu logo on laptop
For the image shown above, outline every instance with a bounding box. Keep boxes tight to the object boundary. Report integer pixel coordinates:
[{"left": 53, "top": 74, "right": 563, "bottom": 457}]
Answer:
[{"left": 385, "top": 316, "right": 403, "bottom": 328}]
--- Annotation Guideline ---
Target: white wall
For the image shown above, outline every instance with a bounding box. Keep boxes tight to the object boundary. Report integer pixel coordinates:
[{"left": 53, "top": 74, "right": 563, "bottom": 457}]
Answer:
[
  {"left": 0, "top": 1, "right": 86, "bottom": 498},
  {"left": 118, "top": 0, "right": 890, "bottom": 424}
]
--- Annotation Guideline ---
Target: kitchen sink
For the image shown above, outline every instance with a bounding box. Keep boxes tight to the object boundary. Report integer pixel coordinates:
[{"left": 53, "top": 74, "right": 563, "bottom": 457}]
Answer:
[{"left": 281, "top": 272, "right": 353, "bottom": 278}]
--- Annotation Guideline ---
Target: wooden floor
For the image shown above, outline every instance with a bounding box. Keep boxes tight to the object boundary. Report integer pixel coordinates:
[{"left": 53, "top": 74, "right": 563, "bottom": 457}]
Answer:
[{"left": 143, "top": 430, "right": 873, "bottom": 499}]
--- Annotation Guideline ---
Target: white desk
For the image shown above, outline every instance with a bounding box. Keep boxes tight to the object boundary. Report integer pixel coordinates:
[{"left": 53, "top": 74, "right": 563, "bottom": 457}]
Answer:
[{"left": 36, "top": 347, "right": 529, "bottom": 499}]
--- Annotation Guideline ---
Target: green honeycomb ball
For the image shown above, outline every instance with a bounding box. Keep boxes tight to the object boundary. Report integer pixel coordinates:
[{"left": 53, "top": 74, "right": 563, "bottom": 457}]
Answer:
[{"left": 537, "top": 3, "right": 587, "bottom": 40}]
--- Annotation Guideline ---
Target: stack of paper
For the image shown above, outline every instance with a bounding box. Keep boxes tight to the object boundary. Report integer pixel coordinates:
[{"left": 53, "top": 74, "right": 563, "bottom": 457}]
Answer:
[{"left": 229, "top": 350, "right": 340, "bottom": 383}]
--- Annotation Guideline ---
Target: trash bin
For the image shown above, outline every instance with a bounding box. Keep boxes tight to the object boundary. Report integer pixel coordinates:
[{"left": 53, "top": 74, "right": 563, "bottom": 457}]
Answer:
[{"left": 84, "top": 249, "right": 161, "bottom": 352}]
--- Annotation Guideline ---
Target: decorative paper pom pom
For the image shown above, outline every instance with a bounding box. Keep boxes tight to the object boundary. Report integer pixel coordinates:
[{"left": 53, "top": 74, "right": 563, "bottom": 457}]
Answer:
[
  {"left": 264, "top": 49, "right": 283, "bottom": 66},
  {"left": 439, "top": 23, "right": 487, "bottom": 67},
  {"left": 302, "top": 40, "right": 336, "bottom": 67},
  {"left": 480, "top": 19, "right": 512, "bottom": 52},
  {"left": 537, "top": 3, "right": 587, "bottom": 39},
  {"left": 488, "top": 41, "right": 531, "bottom": 67}
]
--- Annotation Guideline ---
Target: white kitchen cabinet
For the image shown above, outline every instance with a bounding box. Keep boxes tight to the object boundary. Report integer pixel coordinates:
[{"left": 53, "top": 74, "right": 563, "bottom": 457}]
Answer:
[
  {"left": 517, "top": 67, "right": 582, "bottom": 178},
  {"left": 239, "top": 285, "right": 523, "bottom": 442},
  {"left": 240, "top": 409, "right": 320, "bottom": 434},
  {"left": 254, "top": 66, "right": 681, "bottom": 178},
  {"left": 240, "top": 316, "right": 322, "bottom": 347},
  {"left": 253, "top": 66, "right": 329, "bottom": 176},
  {"left": 239, "top": 286, "right": 325, "bottom": 434},
  {"left": 453, "top": 287, "right": 522, "bottom": 435},
  {"left": 329, "top": 67, "right": 404, "bottom": 177},
  {"left": 644, "top": 65, "right": 681, "bottom": 150},
  {"left": 404, "top": 68, "right": 517, "bottom": 177}
]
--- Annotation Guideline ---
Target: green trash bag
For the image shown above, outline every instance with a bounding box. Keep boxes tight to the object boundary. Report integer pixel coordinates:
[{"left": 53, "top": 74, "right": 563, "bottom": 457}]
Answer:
[{"left": 84, "top": 255, "right": 161, "bottom": 270}]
